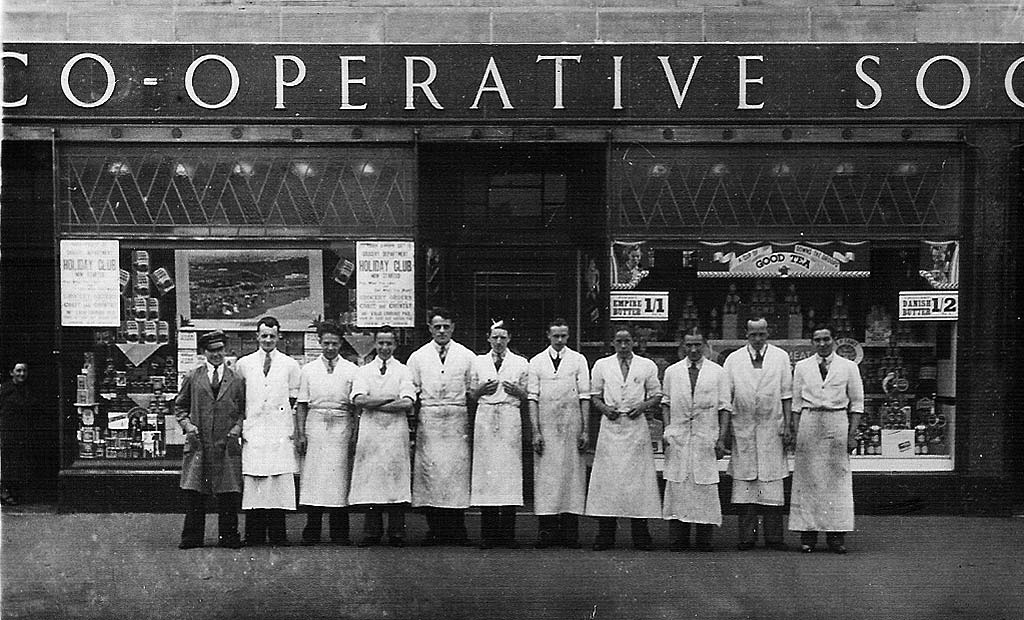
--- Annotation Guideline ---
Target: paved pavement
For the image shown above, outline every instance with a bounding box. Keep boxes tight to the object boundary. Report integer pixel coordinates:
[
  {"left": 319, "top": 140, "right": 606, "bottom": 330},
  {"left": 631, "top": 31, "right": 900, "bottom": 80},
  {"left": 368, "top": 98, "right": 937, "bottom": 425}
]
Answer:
[{"left": 2, "top": 507, "right": 1023, "bottom": 620}]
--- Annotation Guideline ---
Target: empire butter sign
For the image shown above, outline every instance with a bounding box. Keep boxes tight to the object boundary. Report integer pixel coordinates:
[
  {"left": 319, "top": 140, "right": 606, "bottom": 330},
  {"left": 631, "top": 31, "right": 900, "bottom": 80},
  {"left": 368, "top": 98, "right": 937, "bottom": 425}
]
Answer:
[{"left": 2, "top": 44, "right": 1022, "bottom": 121}]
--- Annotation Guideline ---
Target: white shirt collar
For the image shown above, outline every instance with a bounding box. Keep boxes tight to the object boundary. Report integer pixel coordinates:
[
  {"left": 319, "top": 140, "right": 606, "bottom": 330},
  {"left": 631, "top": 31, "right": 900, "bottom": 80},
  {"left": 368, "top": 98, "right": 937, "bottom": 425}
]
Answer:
[
  {"left": 376, "top": 356, "right": 391, "bottom": 371},
  {"left": 818, "top": 351, "right": 836, "bottom": 364},
  {"left": 687, "top": 357, "right": 704, "bottom": 369},
  {"left": 206, "top": 361, "right": 222, "bottom": 377},
  {"left": 547, "top": 346, "right": 565, "bottom": 359},
  {"left": 747, "top": 343, "right": 766, "bottom": 356}
]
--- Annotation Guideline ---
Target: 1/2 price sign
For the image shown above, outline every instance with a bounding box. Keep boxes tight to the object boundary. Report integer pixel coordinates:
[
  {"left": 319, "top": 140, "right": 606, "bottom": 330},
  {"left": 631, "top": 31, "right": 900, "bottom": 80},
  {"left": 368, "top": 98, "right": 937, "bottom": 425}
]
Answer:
[
  {"left": 899, "top": 291, "right": 958, "bottom": 321},
  {"left": 610, "top": 291, "right": 669, "bottom": 321}
]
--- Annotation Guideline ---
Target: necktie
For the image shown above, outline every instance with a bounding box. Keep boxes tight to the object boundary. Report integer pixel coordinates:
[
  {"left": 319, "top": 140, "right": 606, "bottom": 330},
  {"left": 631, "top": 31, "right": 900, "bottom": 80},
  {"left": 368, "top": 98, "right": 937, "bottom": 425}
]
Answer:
[
  {"left": 439, "top": 345, "right": 447, "bottom": 364},
  {"left": 380, "top": 360, "right": 387, "bottom": 375},
  {"left": 753, "top": 349, "right": 764, "bottom": 369},
  {"left": 327, "top": 358, "right": 336, "bottom": 374},
  {"left": 819, "top": 358, "right": 829, "bottom": 381},
  {"left": 263, "top": 352, "right": 272, "bottom": 376},
  {"left": 211, "top": 365, "right": 221, "bottom": 395},
  {"left": 551, "top": 353, "right": 561, "bottom": 371},
  {"left": 619, "top": 357, "right": 630, "bottom": 380},
  {"left": 688, "top": 363, "right": 700, "bottom": 397},
  {"left": 494, "top": 355, "right": 503, "bottom": 372}
]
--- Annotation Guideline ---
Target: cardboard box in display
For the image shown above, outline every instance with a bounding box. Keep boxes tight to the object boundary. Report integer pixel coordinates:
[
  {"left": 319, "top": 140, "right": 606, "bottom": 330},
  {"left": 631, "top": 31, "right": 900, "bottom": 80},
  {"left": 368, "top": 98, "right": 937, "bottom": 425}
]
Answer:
[{"left": 881, "top": 429, "right": 916, "bottom": 458}]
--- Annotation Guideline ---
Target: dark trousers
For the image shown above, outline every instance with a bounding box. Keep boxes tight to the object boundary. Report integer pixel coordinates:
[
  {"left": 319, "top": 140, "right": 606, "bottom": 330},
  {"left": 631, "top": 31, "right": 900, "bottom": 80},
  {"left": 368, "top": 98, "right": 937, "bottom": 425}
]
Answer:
[
  {"left": 595, "top": 517, "right": 652, "bottom": 545},
  {"left": 480, "top": 506, "right": 517, "bottom": 543},
  {"left": 245, "top": 509, "right": 288, "bottom": 544},
  {"left": 737, "top": 504, "right": 785, "bottom": 545},
  {"left": 181, "top": 490, "right": 241, "bottom": 544},
  {"left": 669, "top": 521, "right": 714, "bottom": 550},
  {"left": 302, "top": 506, "right": 350, "bottom": 542},
  {"left": 363, "top": 504, "right": 407, "bottom": 540},
  {"left": 424, "top": 507, "right": 468, "bottom": 542},
  {"left": 537, "top": 513, "right": 580, "bottom": 545},
  {"left": 801, "top": 531, "right": 845, "bottom": 548}
]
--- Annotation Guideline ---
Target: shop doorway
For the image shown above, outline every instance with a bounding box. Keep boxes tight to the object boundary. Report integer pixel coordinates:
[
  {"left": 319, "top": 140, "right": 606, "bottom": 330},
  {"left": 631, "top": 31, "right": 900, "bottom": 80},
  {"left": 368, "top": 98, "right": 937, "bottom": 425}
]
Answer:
[{"left": 419, "top": 143, "right": 606, "bottom": 354}]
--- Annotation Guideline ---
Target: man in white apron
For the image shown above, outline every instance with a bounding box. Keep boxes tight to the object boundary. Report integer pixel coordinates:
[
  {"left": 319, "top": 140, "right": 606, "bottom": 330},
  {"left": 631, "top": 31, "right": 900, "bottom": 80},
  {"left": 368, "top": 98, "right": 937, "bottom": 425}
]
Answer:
[
  {"left": 723, "top": 318, "right": 793, "bottom": 551},
  {"left": 350, "top": 326, "right": 416, "bottom": 547},
  {"left": 790, "top": 326, "right": 863, "bottom": 554},
  {"left": 294, "top": 322, "right": 357, "bottom": 545},
  {"left": 661, "top": 329, "right": 731, "bottom": 552},
  {"left": 407, "top": 307, "right": 475, "bottom": 546},
  {"left": 586, "top": 327, "right": 663, "bottom": 551},
  {"left": 469, "top": 320, "right": 529, "bottom": 549},
  {"left": 236, "top": 316, "right": 301, "bottom": 546},
  {"left": 527, "top": 318, "right": 590, "bottom": 549}
]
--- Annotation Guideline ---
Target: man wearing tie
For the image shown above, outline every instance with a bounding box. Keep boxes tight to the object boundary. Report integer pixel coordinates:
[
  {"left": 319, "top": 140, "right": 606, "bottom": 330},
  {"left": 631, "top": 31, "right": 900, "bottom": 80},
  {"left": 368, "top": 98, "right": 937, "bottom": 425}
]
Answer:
[
  {"left": 661, "top": 328, "right": 731, "bottom": 551},
  {"left": 236, "top": 316, "right": 302, "bottom": 546},
  {"left": 406, "top": 307, "right": 476, "bottom": 545},
  {"left": 175, "top": 330, "right": 246, "bottom": 549},
  {"left": 294, "top": 322, "right": 358, "bottom": 545},
  {"left": 527, "top": 318, "right": 590, "bottom": 548},
  {"left": 585, "top": 326, "right": 663, "bottom": 551},
  {"left": 469, "top": 320, "right": 530, "bottom": 549},
  {"left": 789, "top": 326, "right": 864, "bottom": 554},
  {"left": 723, "top": 318, "right": 793, "bottom": 551},
  {"left": 349, "top": 326, "right": 416, "bottom": 547}
]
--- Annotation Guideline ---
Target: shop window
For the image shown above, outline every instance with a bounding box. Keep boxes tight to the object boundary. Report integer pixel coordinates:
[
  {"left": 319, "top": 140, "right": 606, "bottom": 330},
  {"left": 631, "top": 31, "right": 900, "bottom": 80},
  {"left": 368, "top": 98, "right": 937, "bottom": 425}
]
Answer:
[{"left": 593, "top": 239, "right": 958, "bottom": 472}]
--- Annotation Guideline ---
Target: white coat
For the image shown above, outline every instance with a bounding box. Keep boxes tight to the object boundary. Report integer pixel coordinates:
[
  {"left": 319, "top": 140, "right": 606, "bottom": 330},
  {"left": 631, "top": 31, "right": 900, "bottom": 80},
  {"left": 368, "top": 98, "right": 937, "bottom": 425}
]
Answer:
[
  {"left": 788, "top": 352, "right": 864, "bottom": 532},
  {"left": 528, "top": 346, "right": 590, "bottom": 516},
  {"left": 723, "top": 344, "right": 792, "bottom": 483},
  {"left": 297, "top": 356, "right": 357, "bottom": 507},
  {"left": 584, "top": 354, "right": 662, "bottom": 519},
  {"left": 661, "top": 358, "right": 731, "bottom": 485},
  {"left": 236, "top": 348, "right": 301, "bottom": 477},
  {"left": 407, "top": 339, "right": 475, "bottom": 508},
  {"left": 470, "top": 350, "right": 529, "bottom": 506},
  {"left": 348, "top": 357, "right": 417, "bottom": 505}
]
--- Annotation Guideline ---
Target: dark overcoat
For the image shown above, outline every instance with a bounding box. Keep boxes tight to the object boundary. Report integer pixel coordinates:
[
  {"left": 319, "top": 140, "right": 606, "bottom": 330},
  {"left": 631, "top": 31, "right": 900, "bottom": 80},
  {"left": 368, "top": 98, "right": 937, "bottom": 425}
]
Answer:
[{"left": 175, "top": 365, "right": 245, "bottom": 494}]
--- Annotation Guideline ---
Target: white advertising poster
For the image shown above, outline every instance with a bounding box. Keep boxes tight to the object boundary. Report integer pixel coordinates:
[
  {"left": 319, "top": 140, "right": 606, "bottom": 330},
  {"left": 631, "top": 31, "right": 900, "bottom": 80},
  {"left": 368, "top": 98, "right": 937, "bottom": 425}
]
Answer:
[
  {"left": 609, "top": 291, "right": 669, "bottom": 321},
  {"left": 356, "top": 241, "right": 415, "bottom": 328},
  {"left": 899, "top": 291, "right": 959, "bottom": 321},
  {"left": 60, "top": 240, "right": 120, "bottom": 327}
]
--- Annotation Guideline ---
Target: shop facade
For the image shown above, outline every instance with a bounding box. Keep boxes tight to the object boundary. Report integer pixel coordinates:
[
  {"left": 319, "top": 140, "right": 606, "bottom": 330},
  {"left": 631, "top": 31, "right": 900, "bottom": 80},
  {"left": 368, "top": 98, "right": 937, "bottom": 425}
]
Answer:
[{"left": 1, "top": 43, "right": 1021, "bottom": 512}]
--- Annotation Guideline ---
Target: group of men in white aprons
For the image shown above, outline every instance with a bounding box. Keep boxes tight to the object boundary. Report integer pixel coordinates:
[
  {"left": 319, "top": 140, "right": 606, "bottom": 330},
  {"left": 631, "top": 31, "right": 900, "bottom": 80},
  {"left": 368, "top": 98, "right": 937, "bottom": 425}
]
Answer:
[{"left": 179, "top": 311, "right": 863, "bottom": 554}]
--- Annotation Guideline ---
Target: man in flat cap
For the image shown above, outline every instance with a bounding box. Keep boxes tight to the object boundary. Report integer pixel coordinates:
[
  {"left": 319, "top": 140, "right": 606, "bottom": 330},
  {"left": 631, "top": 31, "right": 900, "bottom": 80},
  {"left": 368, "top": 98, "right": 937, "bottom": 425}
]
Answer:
[{"left": 175, "top": 330, "right": 246, "bottom": 549}]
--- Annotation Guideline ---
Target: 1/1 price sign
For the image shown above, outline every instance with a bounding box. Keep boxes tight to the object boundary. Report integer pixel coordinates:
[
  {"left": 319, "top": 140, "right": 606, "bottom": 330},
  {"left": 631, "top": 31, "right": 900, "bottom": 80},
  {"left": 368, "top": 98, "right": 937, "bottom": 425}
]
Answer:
[
  {"left": 610, "top": 291, "right": 669, "bottom": 321},
  {"left": 898, "top": 291, "right": 958, "bottom": 321}
]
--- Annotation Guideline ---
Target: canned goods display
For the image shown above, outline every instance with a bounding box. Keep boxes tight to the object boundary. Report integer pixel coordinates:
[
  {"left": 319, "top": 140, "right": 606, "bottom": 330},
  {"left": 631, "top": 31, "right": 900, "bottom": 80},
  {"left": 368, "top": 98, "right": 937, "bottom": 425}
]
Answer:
[
  {"left": 133, "top": 297, "right": 148, "bottom": 320},
  {"left": 147, "top": 297, "right": 160, "bottom": 320},
  {"left": 132, "top": 250, "right": 150, "bottom": 272},
  {"left": 133, "top": 270, "right": 150, "bottom": 296},
  {"left": 124, "top": 321, "right": 140, "bottom": 343},
  {"left": 151, "top": 267, "right": 175, "bottom": 295},
  {"left": 143, "top": 321, "right": 158, "bottom": 343}
]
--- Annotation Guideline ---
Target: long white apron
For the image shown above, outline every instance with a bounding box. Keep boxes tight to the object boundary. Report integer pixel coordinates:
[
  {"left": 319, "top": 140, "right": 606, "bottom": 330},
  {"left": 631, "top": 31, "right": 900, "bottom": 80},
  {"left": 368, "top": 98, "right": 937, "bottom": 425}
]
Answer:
[
  {"left": 788, "top": 410, "right": 854, "bottom": 532},
  {"left": 348, "top": 408, "right": 411, "bottom": 505},
  {"left": 299, "top": 408, "right": 353, "bottom": 507},
  {"left": 471, "top": 401, "right": 523, "bottom": 506},
  {"left": 412, "top": 405, "right": 471, "bottom": 508},
  {"left": 533, "top": 383, "right": 586, "bottom": 516},
  {"left": 585, "top": 414, "right": 661, "bottom": 518}
]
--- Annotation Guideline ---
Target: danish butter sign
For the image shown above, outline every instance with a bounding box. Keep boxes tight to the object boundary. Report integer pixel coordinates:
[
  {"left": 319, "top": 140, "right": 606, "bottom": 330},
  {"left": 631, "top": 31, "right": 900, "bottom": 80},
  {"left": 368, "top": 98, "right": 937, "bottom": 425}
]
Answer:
[
  {"left": 899, "top": 291, "right": 959, "bottom": 321},
  {"left": 610, "top": 291, "right": 668, "bottom": 321},
  {"left": 356, "top": 241, "right": 415, "bottom": 328}
]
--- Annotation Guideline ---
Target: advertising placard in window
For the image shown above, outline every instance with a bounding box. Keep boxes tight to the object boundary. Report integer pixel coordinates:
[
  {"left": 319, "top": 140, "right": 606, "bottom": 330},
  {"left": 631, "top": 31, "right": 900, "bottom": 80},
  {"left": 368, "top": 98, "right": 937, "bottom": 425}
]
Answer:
[
  {"left": 60, "top": 240, "right": 120, "bottom": 327},
  {"left": 356, "top": 241, "right": 415, "bottom": 328}
]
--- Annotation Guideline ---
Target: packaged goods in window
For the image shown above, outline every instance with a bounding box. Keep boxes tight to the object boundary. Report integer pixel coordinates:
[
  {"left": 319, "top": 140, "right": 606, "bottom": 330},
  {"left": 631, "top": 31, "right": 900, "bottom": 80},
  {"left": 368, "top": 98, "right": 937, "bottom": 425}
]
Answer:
[
  {"left": 132, "top": 297, "right": 148, "bottom": 321},
  {"left": 151, "top": 267, "right": 175, "bottom": 295},
  {"left": 132, "top": 250, "right": 150, "bottom": 273}
]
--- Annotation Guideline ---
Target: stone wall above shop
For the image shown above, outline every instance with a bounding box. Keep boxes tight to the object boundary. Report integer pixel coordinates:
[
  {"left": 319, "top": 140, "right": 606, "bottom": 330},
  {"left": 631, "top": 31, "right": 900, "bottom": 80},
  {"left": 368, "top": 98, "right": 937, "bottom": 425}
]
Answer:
[{"left": 3, "top": 1, "right": 1022, "bottom": 43}]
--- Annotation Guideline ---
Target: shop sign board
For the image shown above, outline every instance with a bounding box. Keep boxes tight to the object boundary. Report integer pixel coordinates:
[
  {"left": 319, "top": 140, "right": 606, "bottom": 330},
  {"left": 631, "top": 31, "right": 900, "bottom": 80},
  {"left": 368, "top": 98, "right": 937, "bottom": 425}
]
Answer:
[
  {"left": 60, "top": 239, "right": 120, "bottom": 327},
  {"left": 3, "top": 44, "right": 1023, "bottom": 121},
  {"left": 699, "top": 242, "right": 869, "bottom": 278},
  {"left": 610, "top": 291, "right": 669, "bottom": 321},
  {"left": 899, "top": 290, "right": 959, "bottom": 321},
  {"left": 356, "top": 240, "right": 415, "bottom": 328}
]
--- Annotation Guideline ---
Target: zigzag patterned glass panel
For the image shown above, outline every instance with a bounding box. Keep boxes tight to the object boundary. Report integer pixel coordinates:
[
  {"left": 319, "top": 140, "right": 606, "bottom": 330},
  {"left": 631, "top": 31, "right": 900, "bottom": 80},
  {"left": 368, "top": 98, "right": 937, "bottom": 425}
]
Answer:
[
  {"left": 611, "top": 145, "right": 962, "bottom": 240},
  {"left": 59, "top": 146, "right": 415, "bottom": 237}
]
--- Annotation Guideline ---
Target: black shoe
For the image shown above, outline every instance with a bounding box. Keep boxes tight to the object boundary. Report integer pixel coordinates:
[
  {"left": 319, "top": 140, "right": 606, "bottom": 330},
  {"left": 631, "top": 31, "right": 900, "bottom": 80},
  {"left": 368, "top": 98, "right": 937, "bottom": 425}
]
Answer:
[
  {"left": 479, "top": 538, "right": 498, "bottom": 550},
  {"left": 419, "top": 534, "right": 442, "bottom": 547},
  {"left": 451, "top": 537, "right": 474, "bottom": 547},
  {"left": 633, "top": 538, "right": 654, "bottom": 551},
  {"left": 503, "top": 539, "right": 521, "bottom": 549},
  {"left": 218, "top": 535, "right": 244, "bottom": 549},
  {"left": 697, "top": 543, "right": 715, "bottom": 552},
  {"left": 178, "top": 539, "right": 203, "bottom": 550},
  {"left": 562, "top": 538, "right": 582, "bottom": 549},
  {"left": 800, "top": 544, "right": 815, "bottom": 553},
  {"left": 301, "top": 533, "right": 320, "bottom": 546},
  {"left": 592, "top": 538, "right": 614, "bottom": 551},
  {"left": 358, "top": 537, "right": 382, "bottom": 547},
  {"left": 535, "top": 533, "right": 556, "bottom": 549},
  {"left": 329, "top": 538, "right": 353, "bottom": 546},
  {"left": 387, "top": 537, "right": 405, "bottom": 548},
  {"left": 670, "top": 540, "right": 689, "bottom": 552},
  {"left": 765, "top": 541, "right": 789, "bottom": 551},
  {"left": 737, "top": 541, "right": 756, "bottom": 551},
  {"left": 828, "top": 544, "right": 848, "bottom": 555},
  {"left": 268, "top": 538, "right": 290, "bottom": 547}
]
